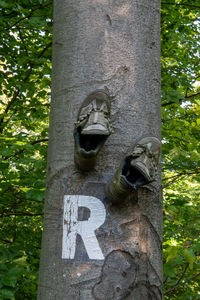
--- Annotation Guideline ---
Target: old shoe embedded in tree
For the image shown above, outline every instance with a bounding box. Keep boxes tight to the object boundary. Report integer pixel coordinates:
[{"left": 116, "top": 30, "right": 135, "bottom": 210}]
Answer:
[
  {"left": 74, "top": 90, "right": 112, "bottom": 171},
  {"left": 105, "top": 136, "right": 161, "bottom": 203}
]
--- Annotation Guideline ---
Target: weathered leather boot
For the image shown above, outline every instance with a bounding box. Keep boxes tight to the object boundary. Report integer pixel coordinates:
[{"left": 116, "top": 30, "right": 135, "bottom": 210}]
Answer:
[
  {"left": 74, "top": 90, "right": 112, "bottom": 171},
  {"left": 105, "top": 136, "right": 161, "bottom": 203}
]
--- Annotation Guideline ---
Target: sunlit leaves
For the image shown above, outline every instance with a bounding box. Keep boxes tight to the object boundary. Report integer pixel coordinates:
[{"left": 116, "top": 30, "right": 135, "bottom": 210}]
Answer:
[
  {"left": 0, "top": 0, "right": 52, "bottom": 298},
  {"left": 161, "top": 1, "right": 200, "bottom": 298}
]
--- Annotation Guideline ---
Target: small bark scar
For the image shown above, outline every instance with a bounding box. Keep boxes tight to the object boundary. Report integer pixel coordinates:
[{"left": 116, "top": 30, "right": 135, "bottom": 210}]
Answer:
[
  {"left": 92, "top": 250, "right": 138, "bottom": 300},
  {"left": 46, "top": 166, "right": 68, "bottom": 190},
  {"left": 106, "top": 14, "right": 112, "bottom": 26}
]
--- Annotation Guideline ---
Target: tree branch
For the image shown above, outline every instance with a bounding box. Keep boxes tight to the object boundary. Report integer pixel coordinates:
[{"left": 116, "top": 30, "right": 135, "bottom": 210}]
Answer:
[
  {"left": 165, "top": 272, "right": 200, "bottom": 295},
  {"left": 162, "top": 169, "right": 200, "bottom": 187},
  {"left": 162, "top": 92, "right": 200, "bottom": 107},
  {"left": 17, "top": 26, "right": 29, "bottom": 57},
  {"left": 185, "top": 92, "right": 200, "bottom": 99},
  {"left": 31, "top": 138, "right": 49, "bottom": 145},
  {"left": 0, "top": 238, "right": 13, "bottom": 244},
  {"left": 161, "top": 2, "right": 200, "bottom": 9},
  {"left": 162, "top": 101, "right": 180, "bottom": 107},
  {"left": 0, "top": 2, "right": 52, "bottom": 32},
  {"left": 185, "top": 229, "right": 200, "bottom": 247},
  {"left": 3, "top": 138, "right": 48, "bottom": 160},
  {"left": 2, "top": 89, "right": 20, "bottom": 115},
  {"left": 166, "top": 263, "right": 189, "bottom": 295},
  {"left": 1, "top": 212, "right": 43, "bottom": 217},
  {"left": 37, "top": 42, "right": 52, "bottom": 59},
  {"left": 162, "top": 174, "right": 184, "bottom": 188},
  {"left": 163, "top": 170, "right": 200, "bottom": 181}
]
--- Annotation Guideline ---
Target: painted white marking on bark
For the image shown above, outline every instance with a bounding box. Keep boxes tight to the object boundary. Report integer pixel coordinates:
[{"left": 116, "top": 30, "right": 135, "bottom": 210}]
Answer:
[{"left": 62, "top": 195, "right": 106, "bottom": 260}]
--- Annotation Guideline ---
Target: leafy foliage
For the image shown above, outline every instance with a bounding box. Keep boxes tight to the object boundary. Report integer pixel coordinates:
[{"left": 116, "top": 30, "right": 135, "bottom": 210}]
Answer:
[
  {"left": 161, "top": 1, "right": 200, "bottom": 299},
  {"left": 0, "top": 1, "right": 52, "bottom": 298},
  {"left": 0, "top": 0, "right": 199, "bottom": 299}
]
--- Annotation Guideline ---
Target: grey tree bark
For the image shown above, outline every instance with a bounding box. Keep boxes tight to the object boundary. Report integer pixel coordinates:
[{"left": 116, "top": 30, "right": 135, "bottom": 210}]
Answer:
[{"left": 37, "top": 0, "right": 162, "bottom": 299}]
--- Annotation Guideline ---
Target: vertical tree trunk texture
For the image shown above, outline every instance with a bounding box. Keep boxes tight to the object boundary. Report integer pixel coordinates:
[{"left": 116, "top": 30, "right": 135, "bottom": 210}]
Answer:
[{"left": 38, "top": 0, "right": 162, "bottom": 299}]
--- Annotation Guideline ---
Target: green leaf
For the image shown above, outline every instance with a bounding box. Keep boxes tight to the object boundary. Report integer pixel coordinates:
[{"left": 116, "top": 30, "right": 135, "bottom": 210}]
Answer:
[
  {"left": 1, "top": 276, "right": 17, "bottom": 287},
  {"left": 166, "top": 247, "right": 179, "bottom": 262},
  {"left": 184, "top": 248, "right": 196, "bottom": 265},
  {"left": 26, "top": 189, "right": 45, "bottom": 201},
  {"left": 196, "top": 119, "right": 200, "bottom": 126},
  {"left": 0, "top": 1, "right": 10, "bottom": 8},
  {"left": 0, "top": 288, "right": 15, "bottom": 299}
]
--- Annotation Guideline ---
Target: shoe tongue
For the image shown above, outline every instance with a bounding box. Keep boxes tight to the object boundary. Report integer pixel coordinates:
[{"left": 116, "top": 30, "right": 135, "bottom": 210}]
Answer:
[
  {"left": 81, "top": 111, "right": 110, "bottom": 135},
  {"left": 82, "top": 124, "right": 110, "bottom": 135}
]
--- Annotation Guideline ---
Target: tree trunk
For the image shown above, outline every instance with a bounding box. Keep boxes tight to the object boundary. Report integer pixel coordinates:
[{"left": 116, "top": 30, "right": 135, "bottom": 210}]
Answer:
[{"left": 37, "top": 0, "right": 162, "bottom": 299}]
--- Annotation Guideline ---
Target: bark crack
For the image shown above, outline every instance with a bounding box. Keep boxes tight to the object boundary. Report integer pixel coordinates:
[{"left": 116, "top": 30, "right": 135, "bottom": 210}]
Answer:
[
  {"left": 142, "top": 214, "right": 162, "bottom": 249},
  {"left": 92, "top": 250, "right": 138, "bottom": 300}
]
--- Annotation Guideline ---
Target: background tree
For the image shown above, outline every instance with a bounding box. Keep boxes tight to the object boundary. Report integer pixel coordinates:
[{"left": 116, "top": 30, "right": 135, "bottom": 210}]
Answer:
[
  {"left": 0, "top": 0, "right": 199, "bottom": 299},
  {"left": 161, "top": 1, "right": 200, "bottom": 299},
  {"left": 0, "top": 1, "right": 52, "bottom": 299}
]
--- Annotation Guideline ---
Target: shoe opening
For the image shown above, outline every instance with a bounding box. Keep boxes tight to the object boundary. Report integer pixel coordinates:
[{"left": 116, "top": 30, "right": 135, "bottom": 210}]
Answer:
[
  {"left": 122, "top": 156, "right": 148, "bottom": 187},
  {"left": 77, "top": 126, "right": 107, "bottom": 152}
]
